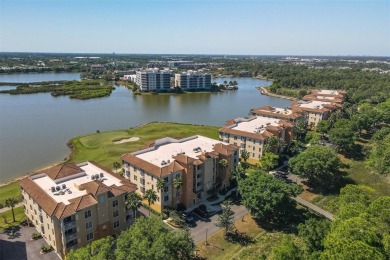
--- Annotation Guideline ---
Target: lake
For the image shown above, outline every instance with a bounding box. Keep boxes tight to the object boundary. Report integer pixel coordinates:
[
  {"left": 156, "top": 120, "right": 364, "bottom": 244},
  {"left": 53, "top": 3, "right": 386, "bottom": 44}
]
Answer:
[{"left": 0, "top": 73, "right": 291, "bottom": 183}]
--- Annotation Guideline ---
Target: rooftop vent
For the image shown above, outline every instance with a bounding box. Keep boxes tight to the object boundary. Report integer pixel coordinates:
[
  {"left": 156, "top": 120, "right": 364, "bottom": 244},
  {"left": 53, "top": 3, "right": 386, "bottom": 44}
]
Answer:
[
  {"left": 100, "top": 172, "right": 104, "bottom": 178},
  {"left": 62, "top": 184, "right": 67, "bottom": 189},
  {"left": 51, "top": 187, "right": 56, "bottom": 193},
  {"left": 56, "top": 186, "right": 60, "bottom": 191},
  {"left": 91, "top": 175, "right": 96, "bottom": 180},
  {"left": 94, "top": 174, "right": 99, "bottom": 180}
]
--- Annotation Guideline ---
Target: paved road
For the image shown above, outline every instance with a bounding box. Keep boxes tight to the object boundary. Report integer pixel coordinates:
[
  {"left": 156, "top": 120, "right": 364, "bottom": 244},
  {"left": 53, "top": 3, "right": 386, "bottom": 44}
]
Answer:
[
  {"left": 189, "top": 203, "right": 249, "bottom": 243},
  {"left": 293, "top": 197, "right": 334, "bottom": 221}
]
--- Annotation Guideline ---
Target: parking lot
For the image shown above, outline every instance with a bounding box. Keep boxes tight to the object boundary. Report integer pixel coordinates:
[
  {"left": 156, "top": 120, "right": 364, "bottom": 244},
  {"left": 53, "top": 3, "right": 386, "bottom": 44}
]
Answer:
[{"left": 0, "top": 226, "right": 59, "bottom": 260}]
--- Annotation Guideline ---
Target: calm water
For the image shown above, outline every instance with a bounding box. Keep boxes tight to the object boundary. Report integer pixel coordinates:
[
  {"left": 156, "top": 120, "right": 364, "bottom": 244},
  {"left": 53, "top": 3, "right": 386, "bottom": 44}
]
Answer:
[{"left": 0, "top": 73, "right": 291, "bottom": 183}]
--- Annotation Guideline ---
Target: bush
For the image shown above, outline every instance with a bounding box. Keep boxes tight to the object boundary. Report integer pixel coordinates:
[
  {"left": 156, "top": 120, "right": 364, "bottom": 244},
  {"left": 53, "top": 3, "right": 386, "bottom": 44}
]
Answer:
[
  {"left": 41, "top": 244, "right": 52, "bottom": 253},
  {"left": 31, "top": 232, "right": 42, "bottom": 240}
]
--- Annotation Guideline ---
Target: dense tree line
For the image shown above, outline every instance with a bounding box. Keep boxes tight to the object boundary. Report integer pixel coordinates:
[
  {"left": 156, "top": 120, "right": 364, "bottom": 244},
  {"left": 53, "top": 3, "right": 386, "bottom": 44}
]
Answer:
[{"left": 68, "top": 215, "right": 195, "bottom": 260}]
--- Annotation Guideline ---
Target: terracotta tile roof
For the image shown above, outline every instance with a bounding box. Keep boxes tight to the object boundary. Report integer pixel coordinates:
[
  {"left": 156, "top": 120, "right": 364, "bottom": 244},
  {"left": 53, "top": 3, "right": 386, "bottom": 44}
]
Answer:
[
  {"left": 213, "top": 143, "right": 239, "bottom": 155},
  {"left": 20, "top": 161, "right": 137, "bottom": 219},
  {"left": 19, "top": 177, "right": 60, "bottom": 216},
  {"left": 39, "top": 164, "right": 83, "bottom": 180},
  {"left": 251, "top": 108, "right": 302, "bottom": 120},
  {"left": 122, "top": 153, "right": 185, "bottom": 177}
]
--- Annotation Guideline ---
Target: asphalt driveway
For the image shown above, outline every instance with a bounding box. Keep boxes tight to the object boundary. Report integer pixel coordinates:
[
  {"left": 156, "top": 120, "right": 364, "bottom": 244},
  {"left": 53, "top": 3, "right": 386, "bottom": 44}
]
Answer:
[{"left": 0, "top": 225, "right": 59, "bottom": 260}]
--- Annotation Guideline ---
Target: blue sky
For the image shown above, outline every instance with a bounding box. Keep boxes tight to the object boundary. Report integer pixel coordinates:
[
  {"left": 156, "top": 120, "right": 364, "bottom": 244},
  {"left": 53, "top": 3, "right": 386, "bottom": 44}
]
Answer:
[{"left": 0, "top": 0, "right": 389, "bottom": 56}]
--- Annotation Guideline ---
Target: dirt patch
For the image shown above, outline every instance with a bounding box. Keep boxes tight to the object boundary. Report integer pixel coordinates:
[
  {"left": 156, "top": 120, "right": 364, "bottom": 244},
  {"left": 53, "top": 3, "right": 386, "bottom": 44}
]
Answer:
[{"left": 113, "top": 137, "right": 140, "bottom": 144}]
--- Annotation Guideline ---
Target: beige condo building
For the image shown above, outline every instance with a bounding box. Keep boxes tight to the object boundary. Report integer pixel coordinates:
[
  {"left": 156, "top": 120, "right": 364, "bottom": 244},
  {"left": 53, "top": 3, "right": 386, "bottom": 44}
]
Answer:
[
  {"left": 121, "top": 135, "right": 239, "bottom": 212},
  {"left": 251, "top": 105, "right": 302, "bottom": 122},
  {"left": 219, "top": 116, "right": 294, "bottom": 162},
  {"left": 290, "top": 100, "right": 340, "bottom": 128},
  {"left": 19, "top": 161, "right": 137, "bottom": 258}
]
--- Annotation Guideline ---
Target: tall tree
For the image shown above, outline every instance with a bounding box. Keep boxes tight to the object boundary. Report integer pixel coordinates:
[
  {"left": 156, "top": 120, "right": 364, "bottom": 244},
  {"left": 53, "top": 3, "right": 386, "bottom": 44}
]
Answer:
[
  {"left": 316, "top": 119, "right": 330, "bottom": 136},
  {"left": 113, "top": 161, "right": 121, "bottom": 173},
  {"left": 240, "top": 150, "right": 250, "bottom": 169},
  {"left": 126, "top": 193, "right": 142, "bottom": 220},
  {"left": 143, "top": 189, "right": 157, "bottom": 216},
  {"left": 257, "top": 152, "right": 279, "bottom": 171},
  {"left": 289, "top": 145, "right": 341, "bottom": 190},
  {"left": 238, "top": 172, "right": 301, "bottom": 222},
  {"left": 115, "top": 216, "right": 195, "bottom": 260},
  {"left": 5, "top": 198, "right": 18, "bottom": 222},
  {"left": 172, "top": 176, "right": 183, "bottom": 209},
  {"left": 215, "top": 200, "right": 235, "bottom": 238},
  {"left": 156, "top": 178, "right": 165, "bottom": 212},
  {"left": 298, "top": 218, "right": 331, "bottom": 254},
  {"left": 328, "top": 119, "right": 358, "bottom": 153},
  {"left": 293, "top": 119, "right": 307, "bottom": 141},
  {"left": 68, "top": 236, "right": 115, "bottom": 260}
]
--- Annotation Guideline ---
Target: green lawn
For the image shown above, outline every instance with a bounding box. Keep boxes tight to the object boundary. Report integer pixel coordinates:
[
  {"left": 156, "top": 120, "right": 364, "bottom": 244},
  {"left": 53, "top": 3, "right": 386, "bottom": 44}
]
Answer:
[
  {"left": 0, "top": 182, "right": 22, "bottom": 205},
  {"left": 68, "top": 122, "right": 220, "bottom": 170},
  {"left": 0, "top": 206, "right": 25, "bottom": 230}
]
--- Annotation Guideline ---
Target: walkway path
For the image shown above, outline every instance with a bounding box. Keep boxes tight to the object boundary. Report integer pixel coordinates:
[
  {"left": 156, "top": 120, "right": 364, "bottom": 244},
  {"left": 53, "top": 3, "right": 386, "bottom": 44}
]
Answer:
[
  {"left": 0, "top": 203, "right": 23, "bottom": 214},
  {"left": 293, "top": 197, "right": 334, "bottom": 221}
]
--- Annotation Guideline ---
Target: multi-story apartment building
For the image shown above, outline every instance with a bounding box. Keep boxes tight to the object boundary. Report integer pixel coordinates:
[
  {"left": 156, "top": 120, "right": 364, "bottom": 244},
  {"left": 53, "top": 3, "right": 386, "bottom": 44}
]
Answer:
[
  {"left": 121, "top": 135, "right": 239, "bottom": 212},
  {"left": 19, "top": 161, "right": 137, "bottom": 258},
  {"left": 219, "top": 116, "right": 294, "bottom": 162},
  {"left": 290, "top": 100, "right": 340, "bottom": 127},
  {"left": 251, "top": 106, "right": 302, "bottom": 122},
  {"left": 135, "top": 68, "right": 172, "bottom": 92},
  {"left": 174, "top": 71, "right": 211, "bottom": 90}
]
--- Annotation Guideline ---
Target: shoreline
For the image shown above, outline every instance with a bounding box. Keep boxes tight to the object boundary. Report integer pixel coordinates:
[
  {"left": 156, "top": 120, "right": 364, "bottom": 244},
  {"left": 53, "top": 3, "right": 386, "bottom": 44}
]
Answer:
[{"left": 258, "top": 86, "right": 298, "bottom": 101}]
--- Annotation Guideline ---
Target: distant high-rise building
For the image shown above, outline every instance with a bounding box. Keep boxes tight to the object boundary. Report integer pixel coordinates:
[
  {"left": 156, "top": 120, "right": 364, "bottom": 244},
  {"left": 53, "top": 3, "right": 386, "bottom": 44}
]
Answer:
[
  {"left": 135, "top": 69, "right": 172, "bottom": 92},
  {"left": 174, "top": 71, "right": 211, "bottom": 90}
]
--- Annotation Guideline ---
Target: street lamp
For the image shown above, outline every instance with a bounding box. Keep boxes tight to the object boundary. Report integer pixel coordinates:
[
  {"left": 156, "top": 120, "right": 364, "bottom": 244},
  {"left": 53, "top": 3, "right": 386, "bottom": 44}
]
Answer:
[{"left": 205, "top": 227, "right": 209, "bottom": 245}]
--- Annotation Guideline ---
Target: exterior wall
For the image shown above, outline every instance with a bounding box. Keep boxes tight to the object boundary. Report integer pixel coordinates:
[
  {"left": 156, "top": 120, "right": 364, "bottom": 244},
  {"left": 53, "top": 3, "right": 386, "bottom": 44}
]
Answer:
[
  {"left": 303, "top": 111, "right": 329, "bottom": 127},
  {"left": 220, "top": 132, "right": 266, "bottom": 161},
  {"left": 21, "top": 189, "right": 62, "bottom": 252},
  {"left": 174, "top": 73, "right": 211, "bottom": 90},
  {"left": 122, "top": 151, "right": 238, "bottom": 211},
  {"left": 135, "top": 70, "right": 172, "bottom": 92},
  {"left": 21, "top": 188, "right": 133, "bottom": 257}
]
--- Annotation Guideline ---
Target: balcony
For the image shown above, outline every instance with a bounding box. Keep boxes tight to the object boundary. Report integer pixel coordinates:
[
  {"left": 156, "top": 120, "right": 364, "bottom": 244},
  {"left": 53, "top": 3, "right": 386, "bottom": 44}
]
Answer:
[
  {"left": 65, "top": 232, "right": 77, "bottom": 242},
  {"left": 64, "top": 220, "right": 76, "bottom": 230}
]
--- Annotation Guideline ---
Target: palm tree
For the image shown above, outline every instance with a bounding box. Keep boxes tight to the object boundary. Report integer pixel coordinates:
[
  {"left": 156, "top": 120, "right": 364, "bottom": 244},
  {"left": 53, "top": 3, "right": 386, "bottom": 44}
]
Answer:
[
  {"left": 293, "top": 119, "right": 307, "bottom": 141},
  {"left": 113, "top": 161, "right": 121, "bottom": 174},
  {"left": 5, "top": 198, "right": 18, "bottom": 222},
  {"left": 172, "top": 176, "right": 183, "bottom": 209},
  {"left": 144, "top": 189, "right": 157, "bottom": 216},
  {"left": 125, "top": 193, "right": 142, "bottom": 220},
  {"left": 156, "top": 178, "right": 165, "bottom": 212},
  {"left": 219, "top": 159, "right": 228, "bottom": 169}
]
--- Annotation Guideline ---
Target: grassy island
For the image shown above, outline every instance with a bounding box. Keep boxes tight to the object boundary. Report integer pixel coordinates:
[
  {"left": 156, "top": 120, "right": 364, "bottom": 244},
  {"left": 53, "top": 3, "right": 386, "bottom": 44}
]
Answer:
[
  {"left": 67, "top": 122, "right": 219, "bottom": 169},
  {"left": 0, "top": 79, "right": 114, "bottom": 100}
]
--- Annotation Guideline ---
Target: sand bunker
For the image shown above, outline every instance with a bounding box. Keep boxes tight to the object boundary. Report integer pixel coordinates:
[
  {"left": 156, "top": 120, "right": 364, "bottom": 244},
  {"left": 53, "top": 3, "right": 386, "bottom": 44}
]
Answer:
[{"left": 113, "top": 137, "right": 140, "bottom": 144}]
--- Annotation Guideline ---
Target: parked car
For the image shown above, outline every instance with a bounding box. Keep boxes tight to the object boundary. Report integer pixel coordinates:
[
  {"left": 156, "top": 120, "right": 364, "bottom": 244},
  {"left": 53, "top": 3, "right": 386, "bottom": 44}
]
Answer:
[
  {"left": 193, "top": 205, "right": 208, "bottom": 219},
  {"left": 182, "top": 213, "right": 194, "bottom": 223}
]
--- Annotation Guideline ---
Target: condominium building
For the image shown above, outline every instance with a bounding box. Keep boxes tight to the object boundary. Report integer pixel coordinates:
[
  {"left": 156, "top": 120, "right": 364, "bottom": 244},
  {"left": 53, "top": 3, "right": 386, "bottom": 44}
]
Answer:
[
  {"left": 174, "top": 71, "right": 211, "bottom": 90},
  {"left": 290, "top": 100, "right": 340, "bottom": 127},
  {"left": 135, "top": 68, "right": 173, "bottom": 92},
  {"left": 219, "top": 116, "right": 294, "bottom": 162},
  {"left": 121, "top": 135, "right": 239, "bottom": 212},
  {"left": 303, "top": 89, "right": 346, "bottom": 104},
  {"left": 19, "top": 161, "right": 137, "bottom": 258},
  {"left": 251, "top": 106, "right": 302, "bottom": 122}
]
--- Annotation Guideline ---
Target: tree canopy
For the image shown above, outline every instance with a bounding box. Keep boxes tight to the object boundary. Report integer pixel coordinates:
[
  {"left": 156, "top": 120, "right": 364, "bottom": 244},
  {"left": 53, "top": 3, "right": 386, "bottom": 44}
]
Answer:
[
  {"left": 115, "top": 216, "right": 194, "bottom": 260},
  {"left": 238, "top": 172, "right": 302, "bottom": 222},
  {"left": 289, "top": 145, "right": 342, "bottom": 190}
]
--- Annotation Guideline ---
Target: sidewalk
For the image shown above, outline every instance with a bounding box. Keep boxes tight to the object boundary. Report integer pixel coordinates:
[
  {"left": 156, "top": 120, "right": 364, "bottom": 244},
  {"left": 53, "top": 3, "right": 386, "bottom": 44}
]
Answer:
[{"left": 0, "top": 202, "right": 23, "bottom": 214}]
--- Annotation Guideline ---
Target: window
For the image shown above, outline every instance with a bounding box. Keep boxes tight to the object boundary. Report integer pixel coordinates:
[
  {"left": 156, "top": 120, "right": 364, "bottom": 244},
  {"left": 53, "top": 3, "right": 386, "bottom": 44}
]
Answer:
[
  {"left": 113, "top": 210, "right": 119, "bottom": 218},
  {"left": 86, "top": 221, "right": 93, "bottom": 230},
  {"left": 134, "top": 175, "right": 137, "bottom": 181},
  {"left": 252, "top": 153, "right": 255, "bottom": 157},
  {"left": 85, "top": 210, "right": 91, "bottom": 219},
  {"left": 87, "top": 232, "right": 93, "bottom": 241},
  {"left": 112, "top": 200, "right": 118, "bottom": 207},
  {"left": 164, "top": 195, "right": 169, "bottom": 202},
  {"left": 140, "top": 187, "right": 145, "bottom": 193},
  {"left": 113, "top": 220, "right": 120, "bottom": 229},
  {"left": 164, "top": 177, "right": 168, "bottom": 183},
  {"left": 253, "top": 147, "right": 255, "bottom": 151},
  {"left": 163, "top": 186, "right": 168, "bottom": 192},
  {"left": 41, "top": 226, "right": 45, "bottom": 234},
  {"left": 100, "top": 195, "right": 105, "bottom": 204},
  {"left": 234, "top": 136, "right": 237, "bottom": 140}
]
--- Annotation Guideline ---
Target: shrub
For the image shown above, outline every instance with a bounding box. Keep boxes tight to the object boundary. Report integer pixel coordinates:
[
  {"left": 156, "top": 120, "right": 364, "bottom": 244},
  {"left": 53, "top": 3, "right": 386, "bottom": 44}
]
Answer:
[
  {"left": 31, "top": 232, "right": 42, "bottom": 240},
  {"left": 41, "top": 244, "right": 52, "bottom": 253}
]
